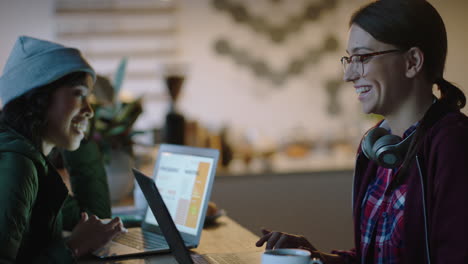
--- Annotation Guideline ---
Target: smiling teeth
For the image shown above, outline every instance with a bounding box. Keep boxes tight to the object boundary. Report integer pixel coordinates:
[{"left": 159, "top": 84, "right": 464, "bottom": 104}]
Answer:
[
  {"left": 72, "top": 123, "right": 86, "bottom": 131},
  {"left": 356, "top": 87, "right": 371, "bottom": 95}
]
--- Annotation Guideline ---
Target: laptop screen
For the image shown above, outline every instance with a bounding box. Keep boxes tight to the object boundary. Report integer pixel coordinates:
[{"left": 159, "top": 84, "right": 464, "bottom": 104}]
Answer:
[{"left": 143, "top": 151, "right": 215, "bottom": 235}]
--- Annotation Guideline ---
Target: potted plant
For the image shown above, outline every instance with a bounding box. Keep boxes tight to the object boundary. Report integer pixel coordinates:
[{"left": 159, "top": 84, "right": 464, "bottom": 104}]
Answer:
[{"left": 89, "top": 58, "right": 143, "bottom": 202}]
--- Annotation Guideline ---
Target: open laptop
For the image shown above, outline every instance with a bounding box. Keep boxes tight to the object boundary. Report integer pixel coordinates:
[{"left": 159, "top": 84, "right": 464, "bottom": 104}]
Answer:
[
  {"left": 93, "top": 144, "right": 219, "bottom": 258},
  {"left": 131, "top": 166, "right": 262, "bottom": 264}
]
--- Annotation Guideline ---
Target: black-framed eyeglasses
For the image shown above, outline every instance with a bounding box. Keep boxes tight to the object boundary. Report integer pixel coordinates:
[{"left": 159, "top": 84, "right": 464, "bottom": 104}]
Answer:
[{"left": 340, "top": 49, "right": 401, "bottom": 75}]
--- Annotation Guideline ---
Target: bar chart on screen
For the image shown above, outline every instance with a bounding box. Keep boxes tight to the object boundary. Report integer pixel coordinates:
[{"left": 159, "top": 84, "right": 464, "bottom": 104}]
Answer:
[{"left": 147, "top": 153, "right": 213, "bottom": 234}]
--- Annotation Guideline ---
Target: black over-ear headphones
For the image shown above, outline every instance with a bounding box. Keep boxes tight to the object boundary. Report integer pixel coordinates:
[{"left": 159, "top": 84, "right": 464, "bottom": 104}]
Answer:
[{"left": 361, "top": 127, "right": 416, "bottom": 168}]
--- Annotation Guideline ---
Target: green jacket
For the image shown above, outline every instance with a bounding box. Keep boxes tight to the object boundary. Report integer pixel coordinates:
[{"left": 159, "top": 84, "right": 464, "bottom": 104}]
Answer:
[{"left": 0, "top": 123, "right": 111, "bottom": 263}]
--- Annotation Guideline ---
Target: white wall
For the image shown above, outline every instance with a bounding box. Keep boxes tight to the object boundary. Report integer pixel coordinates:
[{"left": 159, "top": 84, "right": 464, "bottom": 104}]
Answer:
[
  {"left": 432, "top": 0, "right": 468, "bottom": 93},
  {"left": 0, "top": 0, "right": 54, "bottom": 73},
  {"left": 0, "top": 0, "right": 467, "bottom": 143},
  {"left": 176, "top": 0, "right": 367, "bottom": 142},
  {"left": 174, "top": 0, "right": 468, "bottom": 142}
]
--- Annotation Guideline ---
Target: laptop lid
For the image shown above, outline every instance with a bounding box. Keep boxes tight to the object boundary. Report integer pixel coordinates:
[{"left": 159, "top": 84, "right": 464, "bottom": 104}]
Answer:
[
  {"left": 141, "top": 144, "right": 219, "bottom": 247},
  {"left": 133, "top": 168, "right": 195, "bottom": 264}
]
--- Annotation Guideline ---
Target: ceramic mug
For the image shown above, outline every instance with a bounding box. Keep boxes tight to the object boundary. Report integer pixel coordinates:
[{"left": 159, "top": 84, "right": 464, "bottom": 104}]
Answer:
[{"left": 261, "top": 248, "right": 323, "bottom": 264}]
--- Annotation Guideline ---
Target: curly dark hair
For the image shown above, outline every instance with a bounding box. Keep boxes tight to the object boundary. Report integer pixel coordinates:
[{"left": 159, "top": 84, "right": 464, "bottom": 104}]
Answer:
[{"left": 1, "top": 72, "right": 89, "bottom": 151}]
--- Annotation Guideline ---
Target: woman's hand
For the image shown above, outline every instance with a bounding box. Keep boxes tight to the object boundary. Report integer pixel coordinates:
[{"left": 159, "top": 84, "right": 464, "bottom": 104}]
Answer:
[
  {"left": 66, "top": 212, "right": 128, "bottom": 257},
  {"left": 255, "top": 228, "right": 317, "bottom": 251}
]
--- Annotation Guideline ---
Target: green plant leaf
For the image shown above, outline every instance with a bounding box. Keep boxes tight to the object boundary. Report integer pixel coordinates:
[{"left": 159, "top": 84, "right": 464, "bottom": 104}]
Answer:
[
  {"left": 129, "top": 130, "right": 147, "bottom": 137},
  {"left": 115, "top": 100, "right": 141, "bottom": 123},
  {"left": 96, "top": 106, "right": 116, "bottom": 120},
  {"left": 107, "top": 125, "right": 128, "bottom": 136},
  {"left": 113, "top": 57, "right": 128, "bottom": 97}
]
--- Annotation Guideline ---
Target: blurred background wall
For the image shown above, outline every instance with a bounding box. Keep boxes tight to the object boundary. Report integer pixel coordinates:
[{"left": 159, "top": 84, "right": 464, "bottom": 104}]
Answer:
[{"left": 0, "top": 0, "right": 466, "bottom": 147}]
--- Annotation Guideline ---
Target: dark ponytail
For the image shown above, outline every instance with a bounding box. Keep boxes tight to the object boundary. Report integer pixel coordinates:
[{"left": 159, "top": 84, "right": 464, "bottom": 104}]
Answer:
[
  {"left": 350, "top": 1, "right": 467, "bottom": 109},
  {"left": 436, "top": 78, "right": 466, "bottom": 109},
  {"left": 351, "top": 1, "right": 467, "bottom": 187}
]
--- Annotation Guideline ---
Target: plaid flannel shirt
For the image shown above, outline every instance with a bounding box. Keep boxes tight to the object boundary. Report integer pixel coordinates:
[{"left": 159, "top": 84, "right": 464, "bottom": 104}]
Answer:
[{"left": 359, "top": 124, "right": 417, "bottom": 263}]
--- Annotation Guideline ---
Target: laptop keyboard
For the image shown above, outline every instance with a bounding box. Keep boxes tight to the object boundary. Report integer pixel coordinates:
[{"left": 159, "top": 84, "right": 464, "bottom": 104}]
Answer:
[{"left": 113, "top": 229, "right": 169, "bottom": 250}]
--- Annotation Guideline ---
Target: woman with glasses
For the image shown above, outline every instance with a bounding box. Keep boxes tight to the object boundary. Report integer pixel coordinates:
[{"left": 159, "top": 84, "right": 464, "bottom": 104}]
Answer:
[{"left": 256, "top": 1, "right": 468, "bottom": 263}]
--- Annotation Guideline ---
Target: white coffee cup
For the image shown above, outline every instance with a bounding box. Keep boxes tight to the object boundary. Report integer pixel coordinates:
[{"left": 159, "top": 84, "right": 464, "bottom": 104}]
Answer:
[{"left": 261, "top": 248, "right": 323, "bottom": 264}]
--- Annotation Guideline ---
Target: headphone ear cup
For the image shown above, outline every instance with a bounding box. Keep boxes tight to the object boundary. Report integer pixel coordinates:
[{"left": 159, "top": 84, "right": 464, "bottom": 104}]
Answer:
[
  {"left": 362, "top": 127, "right": 390, "bottom": 161},
  {"left": 372, "top": 134, "right": 403, "bottom": 168}
]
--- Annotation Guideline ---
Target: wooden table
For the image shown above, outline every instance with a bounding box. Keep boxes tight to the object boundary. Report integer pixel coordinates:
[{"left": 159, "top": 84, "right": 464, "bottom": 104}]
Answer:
[{"left": 78, "top": 216, "right": 263, "bottom": 263}]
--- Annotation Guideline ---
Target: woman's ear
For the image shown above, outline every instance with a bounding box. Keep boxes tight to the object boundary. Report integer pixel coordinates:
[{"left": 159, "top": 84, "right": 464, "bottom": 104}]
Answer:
[{"left": 405, "top": 47, "right": 424, "bottom": 78}]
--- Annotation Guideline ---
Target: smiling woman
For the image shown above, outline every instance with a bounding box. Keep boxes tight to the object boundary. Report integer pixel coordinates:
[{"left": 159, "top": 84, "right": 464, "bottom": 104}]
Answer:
[
  {"left": 255, "top": 1, "right": 468, "bottom": 263},
  {"left": 0, "top": 36, "right": 127, "bottom": 263},
  {"left": 42, "top": 73, "right": 94, "bottom": 155}
]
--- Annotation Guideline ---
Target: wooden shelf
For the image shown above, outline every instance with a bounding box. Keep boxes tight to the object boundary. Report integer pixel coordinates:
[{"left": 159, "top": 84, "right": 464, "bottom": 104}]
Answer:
[
  {"left": 55, "top": 6, "right": 176, "bottom": 16},
  {"left": 54, "top": 2, "right": 179, "bottom": 83},
  {"left": 99, "top": 71, "right": 166, "bottom": 80},
  {"left": 57, "top": 28, "right": 177, "bottom": 38},
  {"left": 83, "top": 49, "right": 177, "bottom": 59}
]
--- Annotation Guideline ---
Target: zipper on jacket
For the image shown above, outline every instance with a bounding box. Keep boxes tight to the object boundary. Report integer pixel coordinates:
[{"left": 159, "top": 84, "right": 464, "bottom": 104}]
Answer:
[
  {"left": 416, "top": 155, "right": 431, "bottom": 264},
  {"left": 351, "top": 153, "right": 361, "bottom": 211}
]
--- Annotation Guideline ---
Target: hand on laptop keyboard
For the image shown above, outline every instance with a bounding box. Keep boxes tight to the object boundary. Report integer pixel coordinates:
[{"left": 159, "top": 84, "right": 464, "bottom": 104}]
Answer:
[{"left": 66, "top": 212, "right": 128, "bottom": 257}]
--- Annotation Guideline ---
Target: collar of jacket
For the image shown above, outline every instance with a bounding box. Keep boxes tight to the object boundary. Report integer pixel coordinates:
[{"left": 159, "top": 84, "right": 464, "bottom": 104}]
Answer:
[
  {"left": 0, "top": 122, "right": 45, "bottom": 166},
  {"left": 0, "top": 122, "right": 69, "bottom": 213}
]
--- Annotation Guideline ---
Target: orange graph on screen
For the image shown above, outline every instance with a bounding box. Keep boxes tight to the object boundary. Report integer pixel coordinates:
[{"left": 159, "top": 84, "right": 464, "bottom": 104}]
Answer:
[
  {"left": 185, "top": 162, "right": 209, "bottom": 228},
  {"left": 175, "top": 198, "right": 190, "bottom": 225}
]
